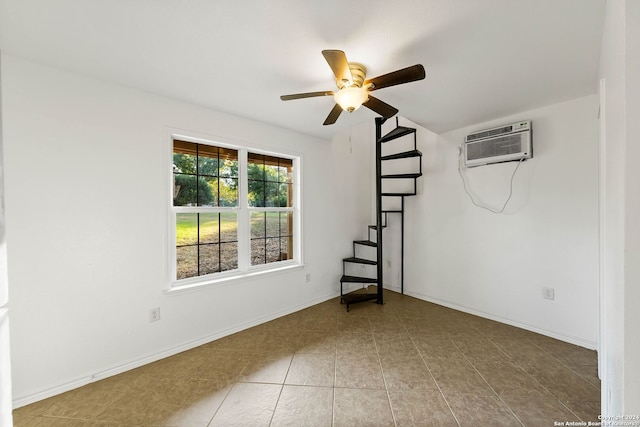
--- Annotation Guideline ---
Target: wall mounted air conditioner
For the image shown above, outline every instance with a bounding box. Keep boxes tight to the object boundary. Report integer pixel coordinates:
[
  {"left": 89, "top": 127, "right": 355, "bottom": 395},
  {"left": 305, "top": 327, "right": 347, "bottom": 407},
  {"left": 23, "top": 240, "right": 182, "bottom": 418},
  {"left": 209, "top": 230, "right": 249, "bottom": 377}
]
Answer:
[{"left": 464, "top": 120, "right": 532, "bottom": 167}]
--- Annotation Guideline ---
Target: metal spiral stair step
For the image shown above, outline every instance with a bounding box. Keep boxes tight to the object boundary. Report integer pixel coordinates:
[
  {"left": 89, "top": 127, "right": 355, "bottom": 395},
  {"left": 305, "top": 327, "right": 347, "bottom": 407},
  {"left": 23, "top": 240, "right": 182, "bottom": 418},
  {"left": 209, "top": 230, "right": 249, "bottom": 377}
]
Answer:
[
  {"left": 381, "top": 173, "right": 422, "bottom": 179},
  {"left": 381, "top": 149, "right": 422, "bottom": 161},
  {"left": 381, "top": 192, "right": 417, "bottom": 196},
  {"left": 354, "top": 240, "right": 377, "bottom": 247},
  {"left": 343, "top": 257, "right": 377, "bottom": 265},
  {"left": 340, "top": 275, "right": 378, "bottom": 284},
  {"left": 378, "top": 126, "right": 416, "bottom": 143}
]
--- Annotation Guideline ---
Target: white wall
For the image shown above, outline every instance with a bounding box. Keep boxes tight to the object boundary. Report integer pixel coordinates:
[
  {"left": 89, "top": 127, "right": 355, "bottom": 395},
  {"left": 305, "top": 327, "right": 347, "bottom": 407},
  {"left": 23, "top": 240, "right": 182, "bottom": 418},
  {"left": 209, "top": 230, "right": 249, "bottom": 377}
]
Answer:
[
  {"left": 0, "top": 51, "right": 14, "bottom": 427},
  {"left": 624, "top": 0, "right": 640, "bottom": 413},
  {"left": 599, "top": 0, "right": 640, "bottom": 415},
  {"left": 599, "top": 0, "right": 626, "bottom": 414},
  {"left": 403, "top": 96, "right": 600, "bottom": 348},
  {"left": 1, "top": 55, "right": 344, "bottom": 406}
]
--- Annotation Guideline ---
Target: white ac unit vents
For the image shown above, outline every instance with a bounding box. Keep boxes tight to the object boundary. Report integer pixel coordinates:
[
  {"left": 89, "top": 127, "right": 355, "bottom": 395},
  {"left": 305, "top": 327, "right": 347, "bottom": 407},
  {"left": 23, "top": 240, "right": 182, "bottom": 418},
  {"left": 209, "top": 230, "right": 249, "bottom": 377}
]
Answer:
[{"left": 464, "top": 120, "right": 532, "bottom": 167}]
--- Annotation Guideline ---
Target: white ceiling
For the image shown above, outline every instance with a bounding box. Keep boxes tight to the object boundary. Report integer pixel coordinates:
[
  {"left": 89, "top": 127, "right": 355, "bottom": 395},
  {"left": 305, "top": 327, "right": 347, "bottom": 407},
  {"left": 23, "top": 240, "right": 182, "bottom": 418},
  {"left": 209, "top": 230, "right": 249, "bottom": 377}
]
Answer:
[{"left": 0, "top": 0, "right": 605, "bottom": 139}]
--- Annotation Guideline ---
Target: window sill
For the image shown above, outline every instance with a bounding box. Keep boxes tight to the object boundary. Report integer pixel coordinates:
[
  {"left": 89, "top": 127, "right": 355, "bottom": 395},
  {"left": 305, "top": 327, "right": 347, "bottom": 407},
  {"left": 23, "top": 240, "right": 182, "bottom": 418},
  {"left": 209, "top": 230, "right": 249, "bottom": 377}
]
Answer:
[{"left": 165, "top": 262, "right": 304, "bottom": 295}]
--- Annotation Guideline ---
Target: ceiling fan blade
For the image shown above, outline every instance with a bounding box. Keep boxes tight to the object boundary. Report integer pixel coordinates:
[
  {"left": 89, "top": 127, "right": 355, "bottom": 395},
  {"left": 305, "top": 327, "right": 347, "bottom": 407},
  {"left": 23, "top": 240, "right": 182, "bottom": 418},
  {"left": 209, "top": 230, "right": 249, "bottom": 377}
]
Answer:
[
  {"left": 322, "top": 50, "right": 353, "bottom": 85},
  {"left": 323, "top": 104, "right": 343, "bottom": 125},
  {"left": 363, "top": 95, "right": 399, "bottom": 119},
  {"left": 280, "top": 91, "right": 334, "bottom": 101},
  {"left": 365, "top": 64, "right": 426, "bottom": 91}
]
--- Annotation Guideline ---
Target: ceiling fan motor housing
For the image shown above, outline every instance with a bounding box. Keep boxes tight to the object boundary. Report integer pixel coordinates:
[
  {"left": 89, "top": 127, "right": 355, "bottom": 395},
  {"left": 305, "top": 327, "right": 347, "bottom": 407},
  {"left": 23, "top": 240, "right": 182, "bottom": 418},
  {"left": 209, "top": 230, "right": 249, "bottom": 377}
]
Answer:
[{"left": 337, "top": 63, "right": 367, "bottom": 89}]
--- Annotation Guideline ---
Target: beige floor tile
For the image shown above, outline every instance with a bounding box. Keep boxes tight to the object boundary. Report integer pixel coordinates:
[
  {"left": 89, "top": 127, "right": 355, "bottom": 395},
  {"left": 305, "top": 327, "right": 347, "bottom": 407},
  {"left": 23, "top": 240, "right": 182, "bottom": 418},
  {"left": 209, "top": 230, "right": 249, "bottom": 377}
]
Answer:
[
  {"left": 472, "top": 360, "right": 552, "bottom": 397},
  {"left": 490, "top": 337, "right": 545, "bottom": 359},
  {"left": 333, "top": 388, "right": 395, "bottom": 427},
  {"left": 563, "top": 400, "right": 601, "bottom": 423},
  {"left": 373, "top": 332, "right": 419, "bottom": 357},
  {"left": 337, "top": 314, "right": 372, "bottom": 333},
  {"left": 161, "top": 379, "right": 232, "bottom": 426},
  {"left": 388, "top": 389, "right": 458, "bottom": 427},
  {"left": 401, "top": 317, "right": 433, "bottom": 333},
  {"left": 528, "top": 335, "right": 599, "bottom": 366},
  {"left": 300, "top": 315, "right": 337, "bottom": 332},
  {"left": 14, "top": 416, "right": 120, "bottom": 426},
  {"left": 257, "top": 334, "right": 303, "bottom": 353},
  {"left": 285, "top": 353, "right": 335, "bottom": 386},
  {"left": 335, "top": 354, "right": 385, "bottom": 389},
  {"left": 296, "top": 330, "right": 337, "bottom": 354},
  {"left": 413, "top": 336, "right": 465, "bottom": 360},
  {"left": 270, "top": 385, "right": 333, "bottom": 427},
  {"left": 369, "top": 317, "right": 407, "bottom": 333},
  {"left": 447, "top": 394, "right": 523, "bottom": 427},
  {"left": 567, "top": 363, "right": 602, "bottom": 389},
  {"left": 209, "top": 382, "right": 281, "bottom": 427},
  {"left": 427, "top": 358, "right": 495, "bottom": 397},
  {"left": 449, "top": 335, "right": 511, "bottom": 363},
  {"left": 502, "top": 394, "right": 580, "bottom": 427},
  {"left": 523, "top": 363, "right": 601, "bottom": 402},
  {"left": 40, "top": 373, "right": 162, "bottom": 422},
  {"left": 380, "top": 354, "right": 438, "bottom": 391},
  {"left": 237, "top": 351, "right": 293, "bottom": 384},
  {"left": 91, "top": 377, "right": 192, "bottom": 425},
  {"left": 211, "top": 330, "right": 264, "bottom": 351},
  {"left": 336, "top": 332, "right": 377, "bottom": 355}
]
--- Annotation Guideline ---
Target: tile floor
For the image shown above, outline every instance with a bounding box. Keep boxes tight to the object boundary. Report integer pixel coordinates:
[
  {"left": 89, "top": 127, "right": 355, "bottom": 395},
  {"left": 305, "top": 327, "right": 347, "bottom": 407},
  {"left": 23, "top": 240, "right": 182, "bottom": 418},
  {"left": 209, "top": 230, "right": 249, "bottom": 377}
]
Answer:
[{"left": 13, "top": 290, "right": 600, "bottom": 426}]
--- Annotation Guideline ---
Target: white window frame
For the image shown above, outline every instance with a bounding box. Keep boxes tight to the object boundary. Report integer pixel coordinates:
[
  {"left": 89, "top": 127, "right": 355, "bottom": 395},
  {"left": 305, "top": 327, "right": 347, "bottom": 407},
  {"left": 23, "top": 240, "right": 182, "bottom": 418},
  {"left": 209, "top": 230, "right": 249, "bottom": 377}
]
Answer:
[{"left": 168, "top": 133, "right": 302, "bottom": 291}]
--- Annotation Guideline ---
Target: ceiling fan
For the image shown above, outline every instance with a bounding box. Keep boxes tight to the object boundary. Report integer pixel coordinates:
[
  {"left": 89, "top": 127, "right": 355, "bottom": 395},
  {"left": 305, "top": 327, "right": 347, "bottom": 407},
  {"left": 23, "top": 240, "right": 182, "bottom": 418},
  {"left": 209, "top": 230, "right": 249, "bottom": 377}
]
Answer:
[{"left": 280, "top": 50, "right": 426, "bottom": 125}]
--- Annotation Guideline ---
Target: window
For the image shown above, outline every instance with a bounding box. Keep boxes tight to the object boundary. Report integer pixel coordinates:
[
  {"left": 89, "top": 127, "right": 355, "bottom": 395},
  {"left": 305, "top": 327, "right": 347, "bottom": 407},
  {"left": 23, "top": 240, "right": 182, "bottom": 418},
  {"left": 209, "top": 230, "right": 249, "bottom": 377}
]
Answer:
[{"left": 171, "top": 138, "right": 299, "bottom": 285}]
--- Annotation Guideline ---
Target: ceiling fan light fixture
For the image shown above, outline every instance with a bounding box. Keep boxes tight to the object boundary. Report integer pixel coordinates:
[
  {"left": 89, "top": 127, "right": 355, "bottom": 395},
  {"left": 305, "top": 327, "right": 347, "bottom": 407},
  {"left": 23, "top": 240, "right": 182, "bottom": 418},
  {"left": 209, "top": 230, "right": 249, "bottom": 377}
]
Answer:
[{"left": 334, "top": 86, "right": 369, "bottom": 112}]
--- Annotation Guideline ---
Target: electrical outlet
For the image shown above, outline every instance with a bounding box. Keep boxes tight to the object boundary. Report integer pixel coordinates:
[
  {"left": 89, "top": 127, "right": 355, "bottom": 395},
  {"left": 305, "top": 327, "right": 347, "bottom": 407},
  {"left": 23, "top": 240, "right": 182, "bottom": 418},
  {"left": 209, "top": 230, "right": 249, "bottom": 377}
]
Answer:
[
  {"left": 150, "top": 307, "right": 161, "bottom": 322},
  {"left": 543, "top": 287, "right": 555, "bottom": 300},
  {"left": 306, "top": 273, "right": 311, "bottom": 283}
]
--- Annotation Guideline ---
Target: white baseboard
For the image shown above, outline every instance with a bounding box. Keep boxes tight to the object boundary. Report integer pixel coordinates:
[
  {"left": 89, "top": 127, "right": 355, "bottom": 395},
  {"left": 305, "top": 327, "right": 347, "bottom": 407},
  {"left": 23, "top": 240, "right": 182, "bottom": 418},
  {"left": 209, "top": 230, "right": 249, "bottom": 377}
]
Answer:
[{"left": 13, "top": 292, "right": 340, "bottom": 409}]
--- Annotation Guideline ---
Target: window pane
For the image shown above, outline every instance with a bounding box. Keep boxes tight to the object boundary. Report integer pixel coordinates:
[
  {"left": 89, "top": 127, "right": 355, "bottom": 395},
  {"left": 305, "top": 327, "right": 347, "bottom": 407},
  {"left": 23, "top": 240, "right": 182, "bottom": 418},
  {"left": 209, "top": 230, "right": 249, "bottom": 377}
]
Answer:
[
  {"left": 219, "top": 149, "right": 238, "bottom": 178},
  {"left": 199, "top": 176, "right": 218, "bottom": 207},
  {"left": 278, "top": 165, "right": 290, "bottom": 182},
  {"left": 251, "top": 239, "right": 266, "bottom": 266},
  {"left": 176, "top": 246, "right": 198, "bottom": 279},
  {"left": 266, "top": 238, "right": 281, "bottom": 263},
  {"left": 251, "top": 212, "right": 265, "bottom": 239},
  {"left": 198, "top": 152, "right": 219, "bottom": 176},
  {"left": 220, "top": 212, "right": 238, "bottom": 242},
  {"left": 265, "top": 212, "right": 280, "bottom": 238},
  {"left": 248, "top": 161, "right": 265, "bottom": 181},
  {"left": 265, "top": 164, "right": 279, "bottom": 182},
  {"left": 173, "top": 141, "right": 197, "bottom": 174},
  {"left": 199, "top": 213, "right": 219, "bottom": 244},
  {"left": 199, "top": 244, "right": 220, "bottom": 275},
  {"left": 248, "top": 181, "right": 263, "bottom": 207},
  {"left": 220, "top": 242, "right": 238, "bottom": 271},
  {"left": 265, "top": 181, "right": 279, "bottom": 207},
  {"left": 173, "top": 174, "right": 198, "bottom": 206},
  {"left": 219, "top": 177, "right": 238, "bottom": 206},
  {"left": 279, "top": 183, "right": 292, "bottom": 208},
  {"left": 176, "top": 213, "right": 198, "bottom": 246},
  {"left": 280, "top": 237, "right": 292, "bottom": 261},
  {"left": 279, "top": 212, "right": 291, "bottom": 236}
]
